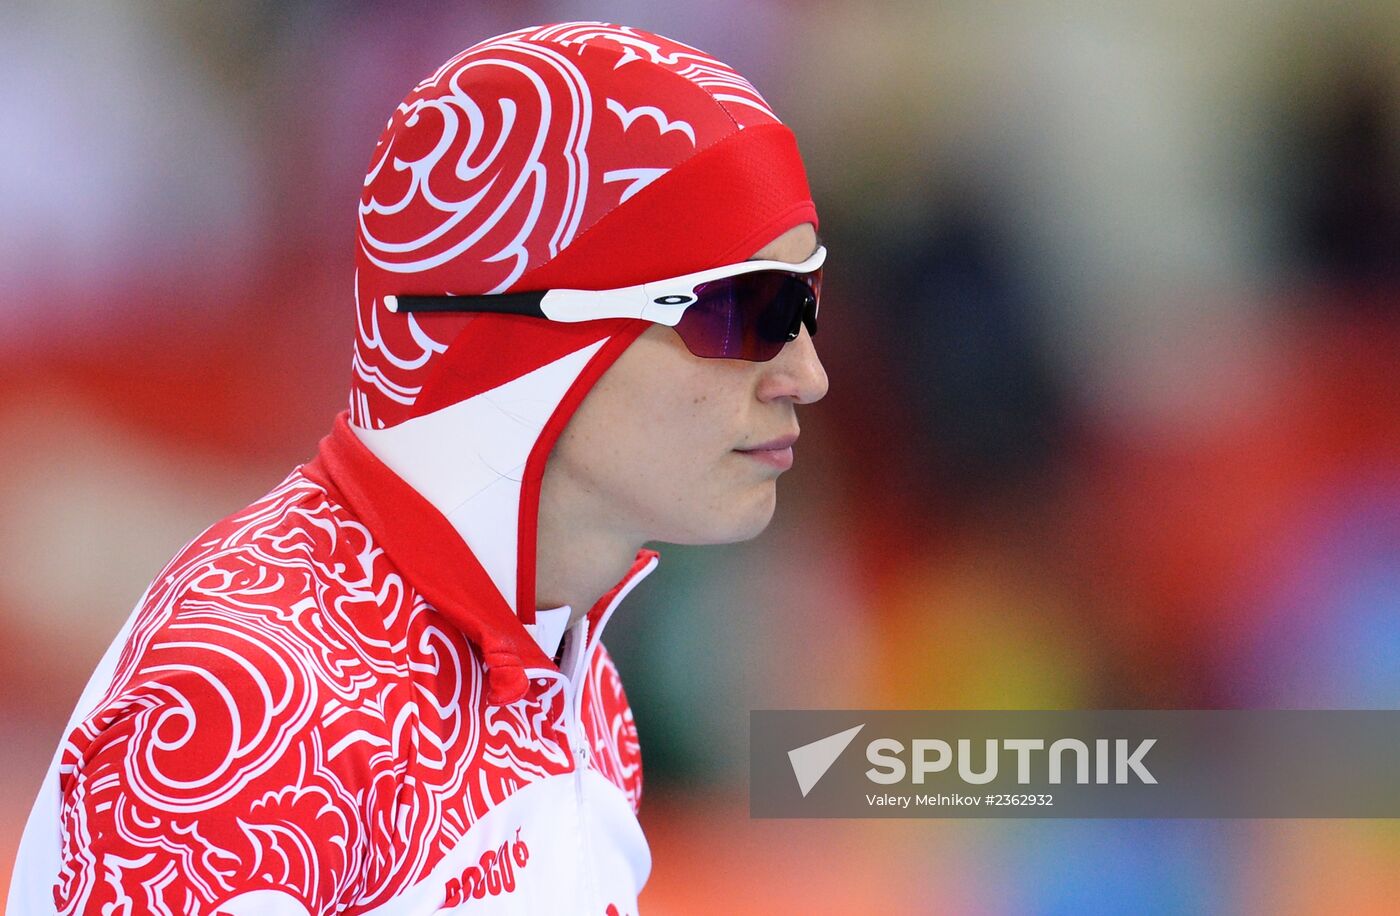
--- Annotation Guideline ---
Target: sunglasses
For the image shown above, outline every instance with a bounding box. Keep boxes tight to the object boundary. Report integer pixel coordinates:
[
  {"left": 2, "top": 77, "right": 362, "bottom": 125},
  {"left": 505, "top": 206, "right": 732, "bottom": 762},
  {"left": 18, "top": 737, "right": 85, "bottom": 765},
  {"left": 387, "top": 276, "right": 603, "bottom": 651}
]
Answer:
[{"left": 384, "top": 245, "right": 826, "bottom": 362}]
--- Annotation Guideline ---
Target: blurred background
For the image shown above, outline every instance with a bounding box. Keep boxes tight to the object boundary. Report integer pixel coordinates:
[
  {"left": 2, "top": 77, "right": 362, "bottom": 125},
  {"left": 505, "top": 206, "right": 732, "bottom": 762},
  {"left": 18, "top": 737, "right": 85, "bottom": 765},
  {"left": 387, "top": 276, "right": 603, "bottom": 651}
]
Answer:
[{"left": 3, "top": 0, "right": 1398, "bottom": 912}]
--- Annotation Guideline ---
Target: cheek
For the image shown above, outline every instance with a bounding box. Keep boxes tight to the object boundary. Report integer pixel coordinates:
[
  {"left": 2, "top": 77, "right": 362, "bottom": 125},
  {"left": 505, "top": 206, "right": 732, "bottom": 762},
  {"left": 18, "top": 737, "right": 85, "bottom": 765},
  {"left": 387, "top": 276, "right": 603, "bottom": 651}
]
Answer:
[
  {"left": 624, "top": 371, "right": 735, "bottom": 483},
  {"left": 560, "top": 364, "right": 726, "bottom": 498},
  {"left": 555, "top": 327, "right": 774, "bottom": 540},
  {"left": 615, "top": 380, "right": 756, "bottom": 529}
]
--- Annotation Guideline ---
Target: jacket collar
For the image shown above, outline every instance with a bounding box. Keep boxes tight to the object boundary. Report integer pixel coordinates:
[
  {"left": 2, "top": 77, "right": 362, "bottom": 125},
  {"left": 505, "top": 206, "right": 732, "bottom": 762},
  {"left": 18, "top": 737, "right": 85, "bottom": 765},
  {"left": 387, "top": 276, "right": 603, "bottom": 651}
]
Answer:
[{"left": 302, "top": 410, "right": 658, "bottom": 705}]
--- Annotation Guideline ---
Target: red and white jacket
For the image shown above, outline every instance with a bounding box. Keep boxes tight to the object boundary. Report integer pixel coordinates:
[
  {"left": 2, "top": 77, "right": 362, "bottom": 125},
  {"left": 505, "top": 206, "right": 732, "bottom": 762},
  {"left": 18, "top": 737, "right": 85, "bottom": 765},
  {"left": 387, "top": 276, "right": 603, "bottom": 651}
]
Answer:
[{"left": 9, "top": 20, "right": 817, "bottom": 915}]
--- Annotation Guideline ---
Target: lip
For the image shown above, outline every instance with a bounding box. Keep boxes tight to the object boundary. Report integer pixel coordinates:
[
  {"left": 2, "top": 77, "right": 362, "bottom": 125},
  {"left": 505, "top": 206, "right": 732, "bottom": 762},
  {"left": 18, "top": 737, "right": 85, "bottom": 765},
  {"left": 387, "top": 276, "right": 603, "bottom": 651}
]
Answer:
[
  {"left": 741, "top": 433, "right": 799, "bottom": 451},
  {"left": 735, "top": 432, "right": 799, "bottom": 471}
]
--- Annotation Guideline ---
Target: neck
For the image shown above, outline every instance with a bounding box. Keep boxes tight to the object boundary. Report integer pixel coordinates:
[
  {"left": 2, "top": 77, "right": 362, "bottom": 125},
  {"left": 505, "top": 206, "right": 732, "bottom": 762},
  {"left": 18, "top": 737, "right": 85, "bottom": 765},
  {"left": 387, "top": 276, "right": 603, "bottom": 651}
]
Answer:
[
  {"left": 535, "top": 465, "right": 644, "bottom": 629},
  {"left": 535, "top": 519, "right": 642, "bottom": 630}
]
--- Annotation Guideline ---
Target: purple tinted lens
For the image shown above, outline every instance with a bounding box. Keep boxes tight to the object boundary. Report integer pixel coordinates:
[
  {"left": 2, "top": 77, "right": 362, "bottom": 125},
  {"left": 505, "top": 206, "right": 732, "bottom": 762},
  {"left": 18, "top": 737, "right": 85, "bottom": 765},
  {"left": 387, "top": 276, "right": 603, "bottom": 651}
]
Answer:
[{"left": 674, "top": 270, "right": 819, "bottom": 361}]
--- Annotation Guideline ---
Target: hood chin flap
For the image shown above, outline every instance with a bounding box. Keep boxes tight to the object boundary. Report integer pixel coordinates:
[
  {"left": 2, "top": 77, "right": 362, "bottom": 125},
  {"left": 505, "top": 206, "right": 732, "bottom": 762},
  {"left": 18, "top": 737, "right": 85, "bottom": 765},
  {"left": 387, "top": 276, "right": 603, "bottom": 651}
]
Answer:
[
  {"left": 352, "top": 338, "right": 609, "bottom": 618},
  {"left": 305, "top": 318, "right": 653, "bottom": 704}
]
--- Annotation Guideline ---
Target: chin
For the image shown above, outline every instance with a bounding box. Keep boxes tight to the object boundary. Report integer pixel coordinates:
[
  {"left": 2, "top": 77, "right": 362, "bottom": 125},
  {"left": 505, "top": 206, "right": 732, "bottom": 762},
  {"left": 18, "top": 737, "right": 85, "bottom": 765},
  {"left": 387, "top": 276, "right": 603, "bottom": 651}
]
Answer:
[
  {"left": 654, "top": 482, "right": 778, "bottom": 545},
  {"left": 706, "top": 487, "right": 779, "bottom": 544}
]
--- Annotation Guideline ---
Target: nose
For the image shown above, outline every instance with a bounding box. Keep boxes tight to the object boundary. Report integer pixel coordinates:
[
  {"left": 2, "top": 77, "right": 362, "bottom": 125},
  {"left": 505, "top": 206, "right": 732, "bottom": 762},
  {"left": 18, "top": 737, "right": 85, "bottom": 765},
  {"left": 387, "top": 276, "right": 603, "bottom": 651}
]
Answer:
[{"left": 756, "top": 324, "right": 829, "bottom": 405}]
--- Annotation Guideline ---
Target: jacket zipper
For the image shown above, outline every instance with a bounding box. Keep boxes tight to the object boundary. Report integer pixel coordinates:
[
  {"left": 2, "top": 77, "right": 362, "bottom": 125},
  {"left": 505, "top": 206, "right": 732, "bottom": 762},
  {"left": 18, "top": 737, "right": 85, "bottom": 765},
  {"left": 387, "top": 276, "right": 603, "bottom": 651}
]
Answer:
[
  {"left": 563, "top": 618, "right": 595, "bottom": 904},
  {"left": 524, "top": 553, "right": 658, "bottom": 905}
]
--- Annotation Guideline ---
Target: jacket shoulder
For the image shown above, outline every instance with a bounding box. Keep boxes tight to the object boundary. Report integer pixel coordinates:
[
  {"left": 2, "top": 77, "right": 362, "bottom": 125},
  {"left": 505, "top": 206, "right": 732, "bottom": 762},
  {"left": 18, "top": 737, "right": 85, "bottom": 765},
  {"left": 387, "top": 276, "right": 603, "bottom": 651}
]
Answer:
[{"left": 52, "top": 468, "right": 416, "bottom": 914}]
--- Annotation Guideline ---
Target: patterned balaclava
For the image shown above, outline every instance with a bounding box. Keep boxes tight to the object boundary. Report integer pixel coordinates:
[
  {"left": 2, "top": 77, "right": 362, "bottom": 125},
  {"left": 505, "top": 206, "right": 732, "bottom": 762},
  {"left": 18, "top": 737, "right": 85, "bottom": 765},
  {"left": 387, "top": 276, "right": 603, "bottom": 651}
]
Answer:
[{"left": 343, "top": 22, "right": 819, "bottom": 683}]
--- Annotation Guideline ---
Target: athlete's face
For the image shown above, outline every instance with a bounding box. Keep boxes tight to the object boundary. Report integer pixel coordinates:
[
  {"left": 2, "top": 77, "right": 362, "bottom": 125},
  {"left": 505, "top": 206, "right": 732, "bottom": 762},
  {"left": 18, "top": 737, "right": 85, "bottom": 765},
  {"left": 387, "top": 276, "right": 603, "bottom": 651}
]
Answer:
[{"left": 546, "top": 223, "right": 828, "bottom": 546}]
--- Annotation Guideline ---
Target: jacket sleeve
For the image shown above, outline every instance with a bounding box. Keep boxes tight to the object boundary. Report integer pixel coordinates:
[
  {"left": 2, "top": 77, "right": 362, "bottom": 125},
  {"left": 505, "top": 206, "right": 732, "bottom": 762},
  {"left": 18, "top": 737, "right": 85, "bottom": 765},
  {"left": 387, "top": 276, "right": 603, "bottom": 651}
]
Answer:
[{"left": 51, "top": 606, "right": 386, "bottom": 915}]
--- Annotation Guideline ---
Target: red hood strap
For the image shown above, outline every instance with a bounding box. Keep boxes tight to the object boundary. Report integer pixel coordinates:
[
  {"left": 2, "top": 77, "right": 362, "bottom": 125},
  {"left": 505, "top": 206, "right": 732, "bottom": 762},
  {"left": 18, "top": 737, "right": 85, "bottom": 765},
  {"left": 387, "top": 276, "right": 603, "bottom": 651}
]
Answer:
[{"left": 302, "top": 410, "right": 552, "bottom": 704}]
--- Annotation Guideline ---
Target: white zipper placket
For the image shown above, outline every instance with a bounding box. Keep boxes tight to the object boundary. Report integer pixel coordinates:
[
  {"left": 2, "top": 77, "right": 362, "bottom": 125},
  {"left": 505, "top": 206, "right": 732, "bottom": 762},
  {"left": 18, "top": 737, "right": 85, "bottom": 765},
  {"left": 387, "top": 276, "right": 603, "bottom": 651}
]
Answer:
[
  {"left": 520, "top": 553, "right": 658, "bottom": 902},
  {"left": 536, "top": 613, "right": 596, "bottom": 904},
  {"left": 564, "top": 617, "right": 592, "bottom": 778},
  {"left": 559, "top": 553, "right": 659, "bottom": 780}
]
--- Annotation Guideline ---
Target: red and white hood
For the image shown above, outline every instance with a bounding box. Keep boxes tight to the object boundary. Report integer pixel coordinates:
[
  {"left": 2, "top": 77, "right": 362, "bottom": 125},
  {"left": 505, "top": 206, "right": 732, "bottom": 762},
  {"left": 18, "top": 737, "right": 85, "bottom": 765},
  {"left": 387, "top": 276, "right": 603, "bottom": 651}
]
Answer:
[{"left": 339, "top": 21, "right": 820, "bottom": 699}]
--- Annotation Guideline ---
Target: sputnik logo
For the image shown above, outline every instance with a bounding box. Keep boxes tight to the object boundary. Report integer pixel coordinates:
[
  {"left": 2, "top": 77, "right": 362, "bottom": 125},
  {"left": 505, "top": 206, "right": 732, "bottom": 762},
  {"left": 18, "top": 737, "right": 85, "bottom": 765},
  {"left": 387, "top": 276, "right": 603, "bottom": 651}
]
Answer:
[{"left": 787, "top": 724, "right": 865, "bottom": 797}]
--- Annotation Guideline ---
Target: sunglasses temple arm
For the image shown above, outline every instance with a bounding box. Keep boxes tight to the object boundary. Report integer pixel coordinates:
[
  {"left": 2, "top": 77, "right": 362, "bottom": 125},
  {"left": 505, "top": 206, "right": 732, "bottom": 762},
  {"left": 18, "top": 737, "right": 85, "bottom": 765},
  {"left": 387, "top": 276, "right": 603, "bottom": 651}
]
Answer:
[
  {"left": 384, "top": 291, "right": 547, "bottom": 316},
  {"left": 384, "top": 286, "right": 657, "bottom": 323}
]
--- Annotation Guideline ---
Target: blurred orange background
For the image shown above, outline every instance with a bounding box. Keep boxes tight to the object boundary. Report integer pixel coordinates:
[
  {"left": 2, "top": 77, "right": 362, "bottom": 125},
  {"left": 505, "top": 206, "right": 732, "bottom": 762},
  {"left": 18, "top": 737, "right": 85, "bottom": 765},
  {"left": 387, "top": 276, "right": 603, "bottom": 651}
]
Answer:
[{"left": 3, "top": 2, "right": 1398, "bottom": 913}]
